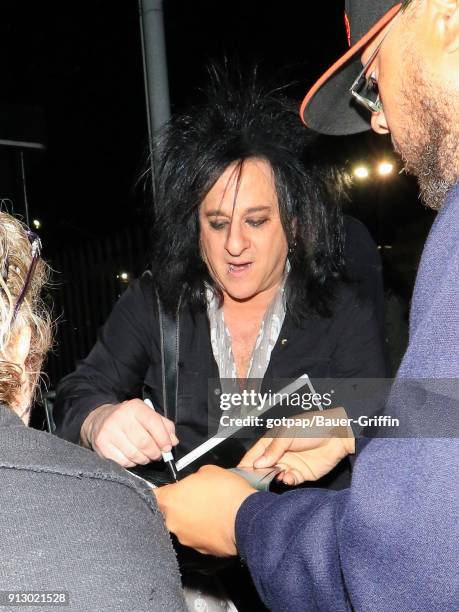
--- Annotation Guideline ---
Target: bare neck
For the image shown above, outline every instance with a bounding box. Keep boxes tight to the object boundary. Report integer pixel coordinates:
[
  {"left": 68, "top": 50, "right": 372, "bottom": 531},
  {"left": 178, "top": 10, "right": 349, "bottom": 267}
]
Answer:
[{"left": 222, "top": 282, "right": 281, "bottom": 320}]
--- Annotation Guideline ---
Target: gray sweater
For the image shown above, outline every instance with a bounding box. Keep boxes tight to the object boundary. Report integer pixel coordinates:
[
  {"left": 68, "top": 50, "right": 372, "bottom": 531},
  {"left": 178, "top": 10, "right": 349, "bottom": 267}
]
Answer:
[{"left": 0, "top": 404, "right": 186, "bottom": 612}]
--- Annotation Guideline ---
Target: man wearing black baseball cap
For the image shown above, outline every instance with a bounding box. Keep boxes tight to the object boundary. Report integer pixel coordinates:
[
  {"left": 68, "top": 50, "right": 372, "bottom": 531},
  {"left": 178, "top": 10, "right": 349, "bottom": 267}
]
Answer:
[
  {"left": 301, "top": 0, "right": 458, "bottom": 211},
  {"left": 154, "top": 2, "right": 458, "bottom": 610},
  {"left": 301, "top": 1, "right": 404, "bottom": 136}
]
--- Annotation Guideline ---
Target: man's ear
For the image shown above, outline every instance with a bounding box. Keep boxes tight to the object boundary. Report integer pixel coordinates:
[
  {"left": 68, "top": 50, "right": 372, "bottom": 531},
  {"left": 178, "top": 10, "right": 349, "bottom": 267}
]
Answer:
[
  {"left": 428, "top": 0, "right": 459, "bottom": 53},
  {"left": 8, "top": 325, "right": 31, "bottom": 368},
  {"left": 370, "top": 108, "right": 390, "bottom": 134}
]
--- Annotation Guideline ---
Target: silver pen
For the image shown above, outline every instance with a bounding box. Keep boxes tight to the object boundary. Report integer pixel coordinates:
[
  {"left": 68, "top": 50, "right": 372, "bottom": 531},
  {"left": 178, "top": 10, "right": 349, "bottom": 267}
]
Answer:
[{"left": 144, "top": 398, "right": 178, "bottom": 481}]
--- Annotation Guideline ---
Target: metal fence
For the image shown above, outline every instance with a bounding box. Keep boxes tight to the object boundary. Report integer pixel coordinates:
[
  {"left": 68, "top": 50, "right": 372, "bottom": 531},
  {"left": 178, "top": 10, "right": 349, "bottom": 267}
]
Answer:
[{"left": 45, "top": 225, "right": 150, "bottom": 389}]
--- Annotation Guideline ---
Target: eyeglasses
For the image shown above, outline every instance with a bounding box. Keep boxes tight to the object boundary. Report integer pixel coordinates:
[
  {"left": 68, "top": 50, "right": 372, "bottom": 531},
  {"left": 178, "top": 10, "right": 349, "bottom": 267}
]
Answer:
[
  {"left": 349, "top": 15, "right": 400, "bottom": 115},
  {"left": 349, "top": 38, "right": 385, "bottom": 113},
  {"left": 11, "top": 230, "right": 42, "bottom": 323}
]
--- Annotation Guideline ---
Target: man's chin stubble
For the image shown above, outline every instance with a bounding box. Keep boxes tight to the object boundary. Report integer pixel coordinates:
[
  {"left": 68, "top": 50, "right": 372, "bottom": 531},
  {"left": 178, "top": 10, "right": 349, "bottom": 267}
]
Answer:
[
  {"left": 391, "top": 130, "right": 452, "bottom": 212},
  {"left": 391, "top": 65, "right": 459, "bottom": 212}
]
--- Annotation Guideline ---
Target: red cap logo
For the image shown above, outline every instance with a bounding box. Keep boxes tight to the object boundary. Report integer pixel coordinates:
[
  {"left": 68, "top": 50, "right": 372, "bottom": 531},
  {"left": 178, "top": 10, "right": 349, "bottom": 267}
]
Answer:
[{"left": 344, "top": 12, "right": 351, "bottom": 47}]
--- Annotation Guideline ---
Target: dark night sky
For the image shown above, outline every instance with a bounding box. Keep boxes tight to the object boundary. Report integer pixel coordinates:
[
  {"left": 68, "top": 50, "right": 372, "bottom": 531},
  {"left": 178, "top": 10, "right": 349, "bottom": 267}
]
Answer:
[
  {"left": 0, "top": 1, "right": 347, "bottom": 246},
  {"left": 0, "top": 0, "right": 433, "bottom": 282}
]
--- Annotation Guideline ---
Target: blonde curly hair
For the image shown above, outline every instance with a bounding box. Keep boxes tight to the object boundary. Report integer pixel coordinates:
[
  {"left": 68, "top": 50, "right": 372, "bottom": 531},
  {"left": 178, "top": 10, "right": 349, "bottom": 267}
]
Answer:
[{"left": 0, "top": 212, "right": 52, "bottom": 409}]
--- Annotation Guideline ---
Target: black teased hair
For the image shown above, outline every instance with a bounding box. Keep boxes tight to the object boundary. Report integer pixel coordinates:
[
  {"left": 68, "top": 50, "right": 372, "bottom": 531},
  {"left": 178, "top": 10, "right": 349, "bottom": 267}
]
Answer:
[{"left": 148, "top": 65, "right": 346, "bottom": 322}]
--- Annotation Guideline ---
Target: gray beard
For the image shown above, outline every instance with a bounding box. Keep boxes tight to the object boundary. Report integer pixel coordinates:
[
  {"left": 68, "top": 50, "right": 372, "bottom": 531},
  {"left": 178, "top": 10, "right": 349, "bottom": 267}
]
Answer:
[
  {"left": 392, "top": 132, "right": 453, "bottom": 212},
  {"left": 392, "top": 70, "right": 459, "bottom": 211}
]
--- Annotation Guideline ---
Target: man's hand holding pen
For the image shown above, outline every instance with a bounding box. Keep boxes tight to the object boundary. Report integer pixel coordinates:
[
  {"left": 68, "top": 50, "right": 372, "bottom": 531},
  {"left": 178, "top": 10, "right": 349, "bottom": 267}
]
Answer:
[{"left": 80, "top": 398, "right": 179, "bottom": 468}]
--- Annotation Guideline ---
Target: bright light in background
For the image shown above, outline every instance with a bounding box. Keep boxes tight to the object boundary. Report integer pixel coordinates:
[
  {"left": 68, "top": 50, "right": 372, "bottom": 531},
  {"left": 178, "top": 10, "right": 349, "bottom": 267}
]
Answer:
[
  {"left": 117, "top": 272, "right": 129, "bottom": 282},
  {"left": 353, "top": 166, "right": 369, "bottom": 180},
  {"left": 32, "top": 219, "right": 41, "bottom": 229},
  {"left": 378, "top": 161, "right": 394, "bottom": 176}
]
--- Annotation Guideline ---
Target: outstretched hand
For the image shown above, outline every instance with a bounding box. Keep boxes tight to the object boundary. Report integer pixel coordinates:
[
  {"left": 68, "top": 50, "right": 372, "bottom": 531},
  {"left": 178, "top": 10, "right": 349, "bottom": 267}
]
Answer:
[
  {"left": 154, "top": 465, "right": 257, "bottom": 557},
  {"left": 239, "top": 407, "right": 355, "bottom": 485}
]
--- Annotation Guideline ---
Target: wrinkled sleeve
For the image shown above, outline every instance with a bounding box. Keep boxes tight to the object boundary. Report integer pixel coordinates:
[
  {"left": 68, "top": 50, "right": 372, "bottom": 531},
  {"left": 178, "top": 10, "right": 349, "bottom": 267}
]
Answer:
[
  {"left": 236, "top": 438, "right": 458, "bottom": 612},
  {"left": 236, "top": 488, "right": 349, "bottom": 611}
]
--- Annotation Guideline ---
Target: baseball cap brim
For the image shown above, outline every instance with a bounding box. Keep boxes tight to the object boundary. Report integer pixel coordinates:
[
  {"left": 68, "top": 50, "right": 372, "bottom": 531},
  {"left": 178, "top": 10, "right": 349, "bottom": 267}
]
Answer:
[{"left": 300, "top": 3, "right": 402, "bottom": 136}]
